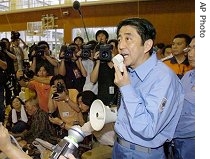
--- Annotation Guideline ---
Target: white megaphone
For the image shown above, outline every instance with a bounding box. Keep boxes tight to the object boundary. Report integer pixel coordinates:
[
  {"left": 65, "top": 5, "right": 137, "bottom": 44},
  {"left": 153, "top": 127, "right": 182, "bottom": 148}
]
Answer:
[{"left": 90, "top": 99, "right": 117, "bottom": 131}]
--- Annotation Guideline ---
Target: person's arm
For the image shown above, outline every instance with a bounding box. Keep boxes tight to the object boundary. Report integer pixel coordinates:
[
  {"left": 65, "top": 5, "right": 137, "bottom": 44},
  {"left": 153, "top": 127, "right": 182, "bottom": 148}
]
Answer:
[
  {"left": 90, "top": 51, "right": 100, "bottom": 84},
  {"left": 30, "top": 51, "right": 37, "bottom": 73},
  {"left": 48, "top": 85, "right": 58, "bottom": 113},
  {"left": 0, "top": 124, "right": 32, "bottom": 159},
  {"left": 54, "top": 90, "right": 81, "bottom": 113},
  {"left": 58, "top": 59, "right": 66, "bottom": 76},
  {"left": 5, "top": 50, "right": 17, "bottom": 60},
  {"left": 44, "top": 53, "right": 58, "bottom": 67},
  {"left": 19, "top": 38, "right": 28, "bottom": 50},
  {"left": 33, "top": 76, "right": 52, "bottom": 85},
  {"left": 76, "top": 57, "right": 87, "bottom": 77}
]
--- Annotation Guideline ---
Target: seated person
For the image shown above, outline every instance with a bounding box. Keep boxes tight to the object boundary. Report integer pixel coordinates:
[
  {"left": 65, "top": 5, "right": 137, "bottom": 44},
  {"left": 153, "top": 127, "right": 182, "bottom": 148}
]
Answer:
[
  {"left": 48, "top": 74, "right": 85, "bottom": 137},
  {"left": 16, "top": 63, "right": 53, "bottom": 112},
  {"left": 50, "top": 90, "right": 115, "bottom": 159},
  {"left": 6, "top": 96, "right": 29, "bottom": 134},
  {"left": 17, "top": 97, "right": 59, "bottom": 146},
  {"left": 0, "top": 124, "right": 76, "bottom": 159}
]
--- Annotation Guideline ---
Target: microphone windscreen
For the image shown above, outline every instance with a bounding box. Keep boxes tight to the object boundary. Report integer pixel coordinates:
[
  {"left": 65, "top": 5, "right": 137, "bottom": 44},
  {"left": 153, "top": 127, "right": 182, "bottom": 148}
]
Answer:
[{"left": 73, "top": 1, "right": 80, "bottom": 10}]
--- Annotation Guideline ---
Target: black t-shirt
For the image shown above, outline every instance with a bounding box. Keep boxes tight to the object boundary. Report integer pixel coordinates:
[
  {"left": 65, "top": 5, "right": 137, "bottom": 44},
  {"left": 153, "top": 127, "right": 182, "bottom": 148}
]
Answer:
[
  {"left": 0, "top": 51, "right": 7, "bottom": 84},
  {"left": 4, "top": 49, "right": 15, "bottom": 75},
  {"left": 98, "top": 62, "right": 118, "bottom": 106},
  {"left": 64, "top": 60, "right": 86, "bottom": 92}
]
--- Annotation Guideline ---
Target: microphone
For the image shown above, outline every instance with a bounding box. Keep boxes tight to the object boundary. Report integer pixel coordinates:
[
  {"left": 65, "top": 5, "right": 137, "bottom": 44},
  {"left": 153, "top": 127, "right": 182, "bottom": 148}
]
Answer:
[
  {"left": 73, "top": 0, "right": 82, "bottom": 15},
  {"left": 73, "top": 0, "right": 89, "bottom": 42}
]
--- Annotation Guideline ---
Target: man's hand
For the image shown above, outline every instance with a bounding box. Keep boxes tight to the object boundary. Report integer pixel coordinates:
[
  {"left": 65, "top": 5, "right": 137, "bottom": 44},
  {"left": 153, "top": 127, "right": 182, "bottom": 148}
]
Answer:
[
  {"left": 0, "top": 124, "right": 12, "bottom": 152},
  {"left": 113, "top": 63, "right": 130, "bottom": 87}
]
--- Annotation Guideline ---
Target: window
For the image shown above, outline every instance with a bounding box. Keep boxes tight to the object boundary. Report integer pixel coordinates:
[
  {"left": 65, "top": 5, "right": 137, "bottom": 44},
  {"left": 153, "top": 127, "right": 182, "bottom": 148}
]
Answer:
[{"left": 72, "top": 27, "right": 117, "bottom": 43}]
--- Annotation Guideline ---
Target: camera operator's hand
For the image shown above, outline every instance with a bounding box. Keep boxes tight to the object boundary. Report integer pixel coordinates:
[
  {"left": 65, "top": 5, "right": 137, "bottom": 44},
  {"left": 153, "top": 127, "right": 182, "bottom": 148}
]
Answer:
[
  {"left": 57, "top": 91, "right": 68, "bottom": 102},
  {"left": 75, "top": 50, "right": 82, "bottom": 58},
  {"left": 16, "top": 69, "right": 24, "bottom": 80},
  {"left": 51, "top": 89, "right": 68, "bottom": 102},
  {"left": 31, "top": 50, "right": 36, "bottom": 58},
  {"left": 93, "top": 51, "right": 100, "bottom": 60},
  {"left": 50, "top": 85, "right": 59, "bottom": 99},
  {"left": 59, "top": 51, "right": 65, "bottom": 60},
  {"left": 43, "top": 50, "right": 51, "bottom": 58}
]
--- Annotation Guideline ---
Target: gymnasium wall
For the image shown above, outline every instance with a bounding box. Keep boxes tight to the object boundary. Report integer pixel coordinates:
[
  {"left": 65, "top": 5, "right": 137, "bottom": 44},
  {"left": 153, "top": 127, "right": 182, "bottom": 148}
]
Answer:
[{"left": 0, "top": 0, "right": 195, "bottom": 44}]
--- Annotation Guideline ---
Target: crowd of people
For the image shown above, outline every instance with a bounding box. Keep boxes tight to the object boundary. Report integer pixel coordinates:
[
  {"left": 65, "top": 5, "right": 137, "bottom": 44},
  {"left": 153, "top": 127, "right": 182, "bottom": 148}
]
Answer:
[{"left": 0, "top": 17, "right": 195, "bottom": 159}]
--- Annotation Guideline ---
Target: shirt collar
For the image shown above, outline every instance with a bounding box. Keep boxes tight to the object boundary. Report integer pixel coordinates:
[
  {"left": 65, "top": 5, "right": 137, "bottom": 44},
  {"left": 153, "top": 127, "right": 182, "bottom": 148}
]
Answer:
[{"left": 128, "top": 52, "right": 158, "bottom": 81}]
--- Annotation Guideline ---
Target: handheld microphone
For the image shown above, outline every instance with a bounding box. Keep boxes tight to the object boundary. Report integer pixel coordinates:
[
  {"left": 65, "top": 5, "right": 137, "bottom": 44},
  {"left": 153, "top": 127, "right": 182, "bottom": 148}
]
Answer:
[{"left": 73, "top": 0, "right": 89, "bottom": 42}]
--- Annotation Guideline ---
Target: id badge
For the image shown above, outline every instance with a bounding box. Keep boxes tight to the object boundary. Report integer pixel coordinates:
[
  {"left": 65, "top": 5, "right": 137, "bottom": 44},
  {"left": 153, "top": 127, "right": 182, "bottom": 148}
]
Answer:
[{"left": 109, "top": 86, "right": 114, "bottom": 94}]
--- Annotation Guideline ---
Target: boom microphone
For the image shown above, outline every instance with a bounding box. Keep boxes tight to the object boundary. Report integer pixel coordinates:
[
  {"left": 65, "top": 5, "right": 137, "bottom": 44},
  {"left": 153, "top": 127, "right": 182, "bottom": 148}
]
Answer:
[
  {"left": 73, "top": 0, "right": 80, "bottom": 11},
  {"left": 73, "top": 0, "right": 89, "bottom": 42},
  {"left": 73, "top": 0, "right": 81, "bottom": 15}
]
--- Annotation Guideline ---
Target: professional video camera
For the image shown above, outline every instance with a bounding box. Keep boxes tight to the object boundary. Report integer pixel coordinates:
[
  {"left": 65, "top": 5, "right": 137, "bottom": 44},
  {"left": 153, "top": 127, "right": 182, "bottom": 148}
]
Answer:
[
  {"left": 11, "top": 31, "right": 20, "bottom": 41},
  {"left": 59, "top": 45, "right": 76, "bottom": 60},
  {"left": 50, "top": 125, "right": 85, "bottom": 159},
  {"left": 52, "top": 82, "right": 65, "bottom": 98},
  {"left": 28, "top": 43, "right": 46, "bottom": 60},
  {"left": 81, "top": 43, "right": 95, "bottom": 59},
  {"left": 95, "top": 43, "right": 113, "bottom": 62}
]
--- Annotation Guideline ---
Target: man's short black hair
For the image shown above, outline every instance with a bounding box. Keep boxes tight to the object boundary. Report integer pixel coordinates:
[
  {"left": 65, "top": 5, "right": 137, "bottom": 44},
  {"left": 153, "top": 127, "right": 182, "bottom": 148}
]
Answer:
[
  {"left": 95, "top": 30, "right": 109, "bottom": 40},
  {"left": 50, "top": 74, "right": 65, "bottom": 86},
  {"left": 77, "top": 90, "right": 97, "bottom": 107},
  {"left": 73, "top": 36, "right": 84, "bottom": 43},
  {"left": 37, "top": 41, "right": 50, "bottom": 49}
]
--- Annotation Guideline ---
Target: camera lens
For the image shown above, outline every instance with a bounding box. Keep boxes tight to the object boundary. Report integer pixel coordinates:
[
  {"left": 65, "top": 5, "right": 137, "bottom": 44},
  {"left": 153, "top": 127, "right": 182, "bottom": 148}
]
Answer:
[{"left": 102, "top": 51, "right": 108, "bottom": 58}]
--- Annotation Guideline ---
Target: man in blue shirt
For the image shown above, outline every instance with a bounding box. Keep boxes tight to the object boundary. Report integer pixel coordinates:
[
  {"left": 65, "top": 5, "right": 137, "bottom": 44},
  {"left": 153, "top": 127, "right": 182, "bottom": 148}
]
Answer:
[
  {"left": 112, "top": 17, "right": 184, "bottom": 159},
  {"left": 173, "top": 36, "right": 195, "bottom": 159}
]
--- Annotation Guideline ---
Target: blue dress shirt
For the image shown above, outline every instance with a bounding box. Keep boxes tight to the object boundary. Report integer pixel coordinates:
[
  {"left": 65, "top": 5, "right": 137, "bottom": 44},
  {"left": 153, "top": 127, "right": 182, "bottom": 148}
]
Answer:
[
  {"left": 174, "top": 69, "right": 195, "bottom": 138},
  {"left": 114, "top": 53, "right": 184, "bottom": 148}
]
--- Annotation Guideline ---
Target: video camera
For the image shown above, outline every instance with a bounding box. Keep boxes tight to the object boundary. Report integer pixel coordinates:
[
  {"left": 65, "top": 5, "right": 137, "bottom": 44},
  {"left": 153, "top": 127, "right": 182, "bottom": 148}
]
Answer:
[
  {"left": 81, "top": 43, "right": 95, "bottom": 59},
  {"left": 28, "top": 43, "right": 46, "bottom": 61},
  {"left": 95, "top": 43, "right": 113, "bottom": 62},
  {"left": 50, "top": 125, "right": 85, "bottom": 159},
  {"left": 59, "top": 45, "right": 76, "bottom": 60},
  {"left": 11, "top": 31, "right": 20, "bottom": 41}
]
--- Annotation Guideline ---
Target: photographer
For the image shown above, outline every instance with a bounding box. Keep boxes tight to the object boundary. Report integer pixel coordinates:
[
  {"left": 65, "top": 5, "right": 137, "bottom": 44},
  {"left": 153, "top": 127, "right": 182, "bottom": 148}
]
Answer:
[
  {"left": 1, "top": 38, "right": 19, "bottom": 106},
  {"left": 58, "top": 43, "right": 87, "bottom": 92},
  {"left": 30, "top": 41, "right": 58, "bottom": 76},
  {"left": 80, "top": 40, "right": 98, "bottom": 94},
  {"left": 10, "top": 31, "right": 27, "bottom": 72},
  {"left": 0, "top": 124, "right": 76, "bottom": 159},
  {"left": 0, "top": 41, "right": 7, "bottom": 123},
  {"left": 48, "top": 74, "right": 84, "bottom": 137},
  {"left": 90, "top": 30, "right": 119, "bottom": 106}
]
